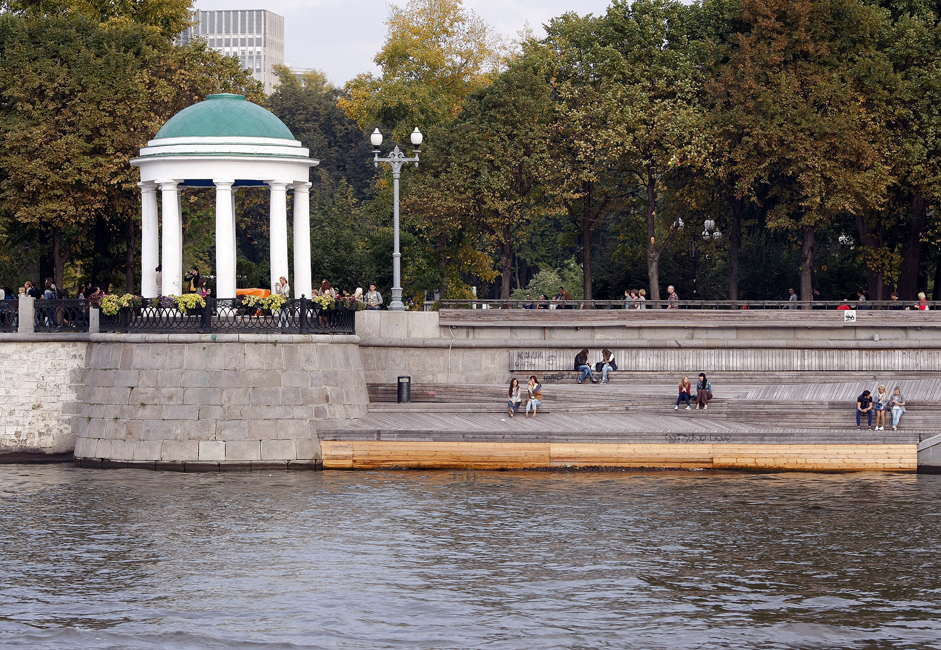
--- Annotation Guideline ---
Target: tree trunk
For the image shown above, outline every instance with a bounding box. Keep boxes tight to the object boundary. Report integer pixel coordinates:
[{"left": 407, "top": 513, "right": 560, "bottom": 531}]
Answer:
[
  {"left": 898, "top": 192, "right": 926, "bottom": 300},
  {"left": 125, "top": 213, "right": 136, "bottom": 294},
  {"left": 800, "top": 225, "right": 815, "bottom": 307},
  {"left": 52, "top": 227, "right": 65, "bottom": 290},
  {"left": 499, "top": 224, "right": 513, "bottom": 299},
  {"left": 92, "top": 212, "right": 112, "bottom": 292},
  {"left": 729, "top": 196, "right": 743, "bottom": 301},
  {"left": 855, "top": 214, "right": 884, "bottom": 301},
  {"left": 645, "top": 165, "right": 660, "bottom": 301},
  {"left": 582, "top": 180, "right": 593, "bottom": 300},
  {"left": 514, "top": 253, "right": 522, "bottom": 290},
  {"left": 933, "top": 246, "right": 941, "bottom": 301}
]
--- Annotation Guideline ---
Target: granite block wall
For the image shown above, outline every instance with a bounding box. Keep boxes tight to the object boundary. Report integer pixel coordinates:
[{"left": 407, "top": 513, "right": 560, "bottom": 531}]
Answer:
[
  {"left": 73, "top": 336, "right": 368, "bottom": 467},
  {"left": 0, "top": 341, "right": 89, "bottom": 458}
]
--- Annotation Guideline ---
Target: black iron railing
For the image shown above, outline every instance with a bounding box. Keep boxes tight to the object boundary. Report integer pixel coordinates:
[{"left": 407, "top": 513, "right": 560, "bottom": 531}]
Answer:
[
  {"left": 439, "top": 299, "right": 939, "bottom": 311},
  {"left": 33, "top": 299, "right": 90, "bottom": 332},
  {"left": 99, "top": 297, "right": 357, "bottom": 335},
  {"left": 0, "top": 300, "right": 18, "bottom": 332}
]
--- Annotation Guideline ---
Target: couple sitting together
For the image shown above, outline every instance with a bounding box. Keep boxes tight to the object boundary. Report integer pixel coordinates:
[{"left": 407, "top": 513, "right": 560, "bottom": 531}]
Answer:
[{"left": 574, "top": 349, "right": 617, "bottom": 384}]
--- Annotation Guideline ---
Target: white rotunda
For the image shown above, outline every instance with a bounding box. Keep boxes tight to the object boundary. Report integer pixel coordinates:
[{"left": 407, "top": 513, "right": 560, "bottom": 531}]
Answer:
[{"left": 131, "top": 93, "right": 318, "bottom": 299}]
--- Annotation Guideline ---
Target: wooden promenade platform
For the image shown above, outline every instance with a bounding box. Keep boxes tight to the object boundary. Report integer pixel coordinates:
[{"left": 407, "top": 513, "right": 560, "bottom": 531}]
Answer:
[{"left": 320, "top": 377, "right": 937, "bottom": 472}]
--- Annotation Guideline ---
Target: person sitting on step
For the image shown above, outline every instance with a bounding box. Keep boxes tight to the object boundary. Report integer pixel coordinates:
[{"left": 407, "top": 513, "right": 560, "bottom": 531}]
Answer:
[
  {"left": 695, "top": 373, "right": 712, "bottom": 410},
  {"left": 676, "top": 376, "right": 692, "bottom": 410},
  {"left": 575, "top": 349, "right": 596, "bottom": 384},
  {"left": 600, "top": 348, "right": 617, "bottom": 384}
]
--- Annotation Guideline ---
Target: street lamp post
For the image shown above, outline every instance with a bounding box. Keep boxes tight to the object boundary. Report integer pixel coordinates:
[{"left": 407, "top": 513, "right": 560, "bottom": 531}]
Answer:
[
  {"left": 370, "top": 127, "right": 422, "bottom": 311},
  {"left": 693, "top": 219, "right": 722, "bottom": 298}
]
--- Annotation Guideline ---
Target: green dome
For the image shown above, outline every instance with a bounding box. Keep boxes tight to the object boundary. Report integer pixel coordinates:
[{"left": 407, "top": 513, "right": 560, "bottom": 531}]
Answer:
[{"left": 154, "top": 94, "right": 295, "bottom": 140}]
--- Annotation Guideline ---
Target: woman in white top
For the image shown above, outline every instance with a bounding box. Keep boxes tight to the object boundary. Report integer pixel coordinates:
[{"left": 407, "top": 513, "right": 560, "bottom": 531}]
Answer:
[{"left": 889, "top": 386, "right": 906, "bottom": 430}]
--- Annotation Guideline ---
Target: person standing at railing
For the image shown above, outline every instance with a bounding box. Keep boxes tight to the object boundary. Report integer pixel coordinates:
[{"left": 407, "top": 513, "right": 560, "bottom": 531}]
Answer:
[
  {"left": 667, "top": 286, "right": 679, "bottom": 309},
  {"left": 889, "top": 291, "right": 904, "bottom": 310},
  {"left": 638, "top": 289, "right": 647, "bottom": 308},
  {"left": 788, "top": 288, "right": 798, "bottom": 309},
  {"left": 918, "top": 292, "right": 929, "bottom": 310},
  {"left": 184, "top": 266, "right": 201, "bottom": 294},
  {"left": 275, "top": 276, "right": 290, "bottom": 330},
  {"left": 366, "top": 284, "right": 383, "bottom": 310}
]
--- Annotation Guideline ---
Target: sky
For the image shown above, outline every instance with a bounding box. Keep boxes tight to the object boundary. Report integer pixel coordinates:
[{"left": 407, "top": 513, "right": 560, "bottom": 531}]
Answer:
[{"left": 193, "top": 0, "right": 618, "bottom": 87}]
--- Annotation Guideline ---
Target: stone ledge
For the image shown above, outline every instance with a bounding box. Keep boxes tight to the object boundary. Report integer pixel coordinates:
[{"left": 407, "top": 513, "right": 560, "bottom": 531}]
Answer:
[
  {"left": 73, "top": 458, "right": 322, "bottom": 471},
  {"left": 358, "top": 337, "right": 941, "bottom": 349}
]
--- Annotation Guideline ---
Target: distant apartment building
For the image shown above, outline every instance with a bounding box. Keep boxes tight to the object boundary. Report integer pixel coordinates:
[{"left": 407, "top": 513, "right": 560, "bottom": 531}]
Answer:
[{"left": 179, "top": 10, "right": 285, "bottom": 94}]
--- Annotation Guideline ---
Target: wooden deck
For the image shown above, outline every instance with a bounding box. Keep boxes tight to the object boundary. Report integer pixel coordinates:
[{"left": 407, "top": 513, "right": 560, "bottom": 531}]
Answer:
[{"left": 319, "top": 377, "right": 936, "bottom": 472}]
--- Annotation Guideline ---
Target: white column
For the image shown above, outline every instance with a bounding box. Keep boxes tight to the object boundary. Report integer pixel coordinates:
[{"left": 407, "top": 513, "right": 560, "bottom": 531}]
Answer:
[
  {"left": 159, "top": 180, "right": 182, "bottom": 296},
  {"left": 268, "top": 181, "right": 289, "bottom": 294},
  {"left": 292, "top": 182, "right": 312, "bottom": 298},
  {"left": 214, "top": 180, "right": 236, "bottom": 299},
  {"left": 139, "top": 182, "right": 159, "bottom": 297}
]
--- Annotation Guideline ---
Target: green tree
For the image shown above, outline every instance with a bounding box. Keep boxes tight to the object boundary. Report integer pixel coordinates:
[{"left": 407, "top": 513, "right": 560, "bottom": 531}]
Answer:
[
  {"left": 708, "top": 0, "right": 893, "bottom": 302},
  {"left": 0, "top": 14, "right": 262, "bottom": 290},
  {"left": 339, "top": 0, "right": 504, "bottom": 139},
  {"left": 407, "top": 59, "right": 554, "bottom": 299}
]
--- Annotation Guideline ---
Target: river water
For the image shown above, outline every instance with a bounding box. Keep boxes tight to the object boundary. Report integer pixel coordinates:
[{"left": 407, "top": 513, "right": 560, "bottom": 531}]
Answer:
[{"left": 0, "top": 466, "right": 939, "bottom": 649}]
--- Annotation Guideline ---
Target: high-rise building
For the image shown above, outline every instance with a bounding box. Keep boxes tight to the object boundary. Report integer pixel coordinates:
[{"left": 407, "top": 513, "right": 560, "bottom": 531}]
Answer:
[{"left": 179, "top": 10, "right": 285, "bottom": 94}]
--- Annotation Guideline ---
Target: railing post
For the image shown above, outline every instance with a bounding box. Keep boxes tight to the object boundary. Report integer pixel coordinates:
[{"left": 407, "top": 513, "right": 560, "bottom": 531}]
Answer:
[
  {"left": 89, "top": 305, "right": 100, "bottom": 334},
  {"left": 17, "top": 295, "right": 34, "bottom": 334},
  {"left": 205, "top": 297, "right": 213, "bottom": 334},
  {"left": 299, "top": 295, "right": 308, "bottom": 334}
]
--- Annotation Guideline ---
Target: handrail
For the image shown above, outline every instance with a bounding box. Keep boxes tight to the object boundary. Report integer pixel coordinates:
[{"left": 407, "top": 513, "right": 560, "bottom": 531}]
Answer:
[{"left": 439, "top": 299, "right": 938, "bottom": 311}]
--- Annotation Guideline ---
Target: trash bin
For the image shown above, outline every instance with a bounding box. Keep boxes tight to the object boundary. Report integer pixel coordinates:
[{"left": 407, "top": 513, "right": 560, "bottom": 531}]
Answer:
[{"left": 397, "top": 376, "right": 411, "bottom": 403}]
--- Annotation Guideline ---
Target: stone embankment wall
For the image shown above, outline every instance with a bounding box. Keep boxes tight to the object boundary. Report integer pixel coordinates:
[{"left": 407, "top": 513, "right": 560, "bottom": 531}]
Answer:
[
  {"left": 355, "top": 311, "right": 941, "bottom": 384},
  {"left": 0, "top": 340, "right": 88, "bottom": 459},
  {"left": 73, "top": 334, "right": 368, "bottom": 469}
]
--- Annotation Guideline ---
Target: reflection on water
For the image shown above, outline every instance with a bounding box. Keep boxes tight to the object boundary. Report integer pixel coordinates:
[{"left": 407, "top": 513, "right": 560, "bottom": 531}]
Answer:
[{"left": 0, "top": 466, "right": 939, "bottom": 649}]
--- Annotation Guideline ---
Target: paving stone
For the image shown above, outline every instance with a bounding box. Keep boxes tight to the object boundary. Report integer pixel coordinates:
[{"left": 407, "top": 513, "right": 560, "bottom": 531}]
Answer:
[
  {"left": 156, "top": 370, "right": 183, "bottom": 388},
  {"left": 73, "top": 436, "right": 97, "bottom": 457},
  {"left": 240, "top": 370, "right": 280, "bottom": 389},
  {"left": 198, "top": 440, "right": 226, "bottom": 461},
  {"left": 225, "top": 439, "right": 261, "bottom": 461},
  {"left": 94, "top": 439, "right": 112, "bottom": 458},
  {"left": 142, "top": 420, "right": 183, "bottom": 441},
  {"left": 110, "top": 439, "right": 135, "bottom": 461},
  {"left": 183, "top": 388, "right": 222, "bottom": 406},
  {"left": 217, "top": 420, "right": 250, "bottom": 440},
  {"left": 209, "top": 370, "right": 240, "bottom": 388},
  {"left": 244, "top": 345, "right": 283, "bottom": 370},
  {"left": 278, "top": 419, "right": 310, "bottom": 439},
  {"left": 161, "top": 405, "right": 200, "bottom": 420},
  {"left": 250, "top": 388, "right": 281, "bottom": 406},
  {"left": 132, "top": 440, "right": 163, "bottom": 460},
  {"left": 181, "top": 370, "right": 210, "bottom": 388},
  {"left": 199, "top": 406, "right": 225, "bottom": 420},
  {"left": 295, "top": 439, "right": 322, "bottom": 460},
  {"left": 162, "top": 440, "right": 199, "bottom": 461},
  {"left": 261, "top": 439, "right": 296, "bottom": 461},
  {"left": 280, "top": 371, "right": 309, "bottom": 388},
  {"left": 259, "top": 406, "right": 292, "bottom": 420},
  {"left": 221, "top": 388, "right": 252, "bottom": 407},
  {"left": 113, "top": 370, "right": 140, "bottom": 387},
  {"left": 249, "top": 420, "right": 282, "bottom": 440}
]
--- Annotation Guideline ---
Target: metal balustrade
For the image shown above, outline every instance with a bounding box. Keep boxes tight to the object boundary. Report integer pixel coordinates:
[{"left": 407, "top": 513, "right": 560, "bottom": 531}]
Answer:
[
  {"left": 99, "top": 297, "right": 357, "bottom": 335},
  {"left": 0, "top": 301, "right": 18, "bottom": 332},
  {"left": 439, "top": 299, "right": 939, "bottom": 311},
  {"left": 33, "top": 299, "right": 90, "bottom": 332}
]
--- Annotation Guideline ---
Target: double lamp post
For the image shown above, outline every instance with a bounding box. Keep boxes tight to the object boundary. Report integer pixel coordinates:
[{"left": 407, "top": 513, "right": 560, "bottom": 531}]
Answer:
[{"left": 370, "top": 127, "right": 423, "bottom": 311}]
